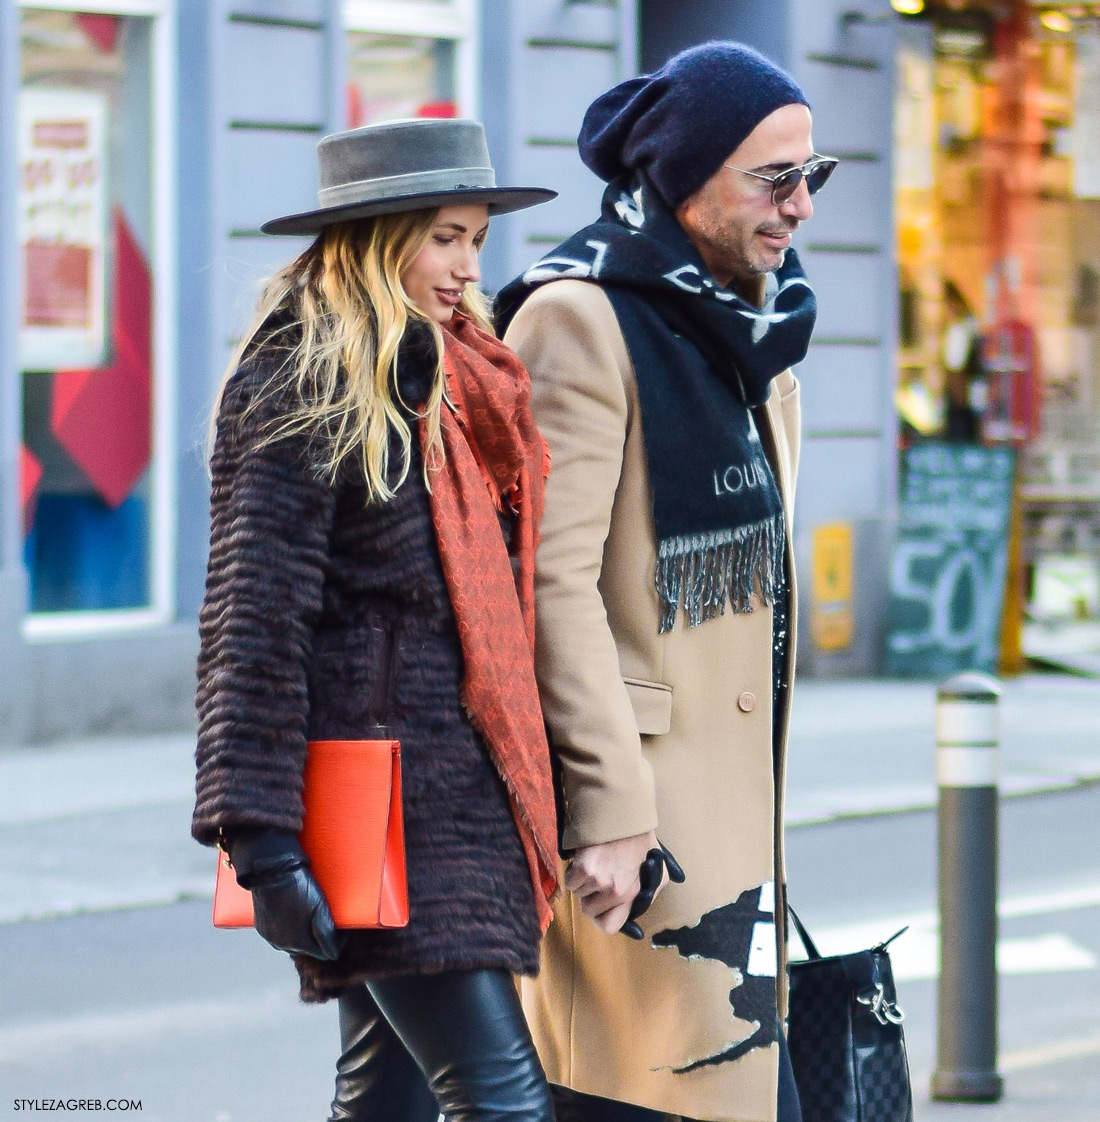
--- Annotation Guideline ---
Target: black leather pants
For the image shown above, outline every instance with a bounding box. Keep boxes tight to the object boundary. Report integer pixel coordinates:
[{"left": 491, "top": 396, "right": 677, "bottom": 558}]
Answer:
[
  {"left": 328, "top": 969, "right": 554, "bottom": 1122},
  {"left": 328, "top": 983, "right": 439, "bottom": 1122}
]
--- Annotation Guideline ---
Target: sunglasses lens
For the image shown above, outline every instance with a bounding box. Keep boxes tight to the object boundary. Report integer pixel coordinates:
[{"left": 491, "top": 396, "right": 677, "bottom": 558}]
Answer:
[
  {"left": 805, "top": 160, "right": 836, "bottom": 196},
  {"left": 772, "top": 170, "right": 802, "bottom": 205}
]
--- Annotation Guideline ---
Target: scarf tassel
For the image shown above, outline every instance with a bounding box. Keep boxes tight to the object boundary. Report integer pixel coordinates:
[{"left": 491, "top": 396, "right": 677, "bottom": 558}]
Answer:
[{"left": 656, "top": 514, "right": 786, "bottom": 633}]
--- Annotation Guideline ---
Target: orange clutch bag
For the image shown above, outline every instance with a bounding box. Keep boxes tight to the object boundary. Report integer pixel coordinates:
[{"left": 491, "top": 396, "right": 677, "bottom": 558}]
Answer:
[{"left": 213, "top": 738, "right": 408, "bottom": 929}]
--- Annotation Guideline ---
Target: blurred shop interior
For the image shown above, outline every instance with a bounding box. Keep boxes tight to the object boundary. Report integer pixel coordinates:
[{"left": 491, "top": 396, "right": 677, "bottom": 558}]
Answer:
[{"left": 891, "top": 0, "right": 1100, "bottom": 652}]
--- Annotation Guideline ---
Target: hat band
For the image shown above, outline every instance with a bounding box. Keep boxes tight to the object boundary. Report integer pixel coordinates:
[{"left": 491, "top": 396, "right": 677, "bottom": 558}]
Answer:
[{"left": 318, "top": 166, "right": 496, "bottom": 207}]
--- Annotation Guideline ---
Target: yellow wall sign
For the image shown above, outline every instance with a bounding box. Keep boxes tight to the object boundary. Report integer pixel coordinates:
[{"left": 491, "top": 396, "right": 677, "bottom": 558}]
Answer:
[{"left": 812, "top": 523, "right": 854, "bottom": 651}]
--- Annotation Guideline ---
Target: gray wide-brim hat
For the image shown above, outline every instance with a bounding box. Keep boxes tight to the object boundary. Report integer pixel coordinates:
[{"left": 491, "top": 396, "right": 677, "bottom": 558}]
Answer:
[{"left": 262, "top": 117, "right": 556, "bottom": 235}]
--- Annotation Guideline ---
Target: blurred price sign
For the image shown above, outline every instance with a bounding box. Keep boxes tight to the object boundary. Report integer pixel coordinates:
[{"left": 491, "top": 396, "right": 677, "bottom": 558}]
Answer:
[
  {"left": 886, "top": 443, "right": 1016, "bottom": 676},
  {"left": 812, "top": 522, "right": 854, "bottom": 652}
]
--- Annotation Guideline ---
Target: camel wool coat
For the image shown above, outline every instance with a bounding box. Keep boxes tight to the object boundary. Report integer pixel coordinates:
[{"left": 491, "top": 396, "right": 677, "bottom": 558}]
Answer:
[{"left": 504, "top": 279, "right": 801, "bottom": 1122}]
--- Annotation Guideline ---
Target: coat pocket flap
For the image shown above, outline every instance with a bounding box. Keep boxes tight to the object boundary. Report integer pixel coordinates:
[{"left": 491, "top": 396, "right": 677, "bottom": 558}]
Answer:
[{"left": 623, "top": 677, "right": 673, "bottom": 736}]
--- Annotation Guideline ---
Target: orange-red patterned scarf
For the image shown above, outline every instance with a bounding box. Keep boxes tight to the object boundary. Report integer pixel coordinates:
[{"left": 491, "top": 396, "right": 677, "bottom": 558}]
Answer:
[{"left": 420, "top": 312, "right": 557, "bottom": 931}]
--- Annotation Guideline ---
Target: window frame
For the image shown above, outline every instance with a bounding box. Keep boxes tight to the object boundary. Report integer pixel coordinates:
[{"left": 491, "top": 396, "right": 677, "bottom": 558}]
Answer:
[
  {"left": 343, "top": 0, "right": 480, "bottom": 121},
  {"left": 18, "top": 0, "right": 177, "bottom": 638}
]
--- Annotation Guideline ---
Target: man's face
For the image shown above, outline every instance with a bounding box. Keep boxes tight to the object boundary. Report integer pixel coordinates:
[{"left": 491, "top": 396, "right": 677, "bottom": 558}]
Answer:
[{"left": 675, "top": 103, "right": 815, "bottom": 295}]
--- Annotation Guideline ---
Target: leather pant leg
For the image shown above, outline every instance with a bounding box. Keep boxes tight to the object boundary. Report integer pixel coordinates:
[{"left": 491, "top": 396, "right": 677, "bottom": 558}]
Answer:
[
  {"left": 367, "top": 969, "right": 555, "bottom": 1122},
  {"left": 328, "top": 984, "right": 440, "bottom": 1122}
]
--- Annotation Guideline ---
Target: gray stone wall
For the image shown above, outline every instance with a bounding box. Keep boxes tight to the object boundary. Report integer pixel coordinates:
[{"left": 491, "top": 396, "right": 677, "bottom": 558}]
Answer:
[{"left": 479, "top": 0, "right": 638, "bottom": 291}]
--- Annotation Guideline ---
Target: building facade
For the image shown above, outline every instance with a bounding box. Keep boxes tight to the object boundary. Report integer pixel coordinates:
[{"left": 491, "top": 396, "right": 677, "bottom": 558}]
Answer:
[{"left": 0, "top": 0, "right": 903, "bottom": 741}]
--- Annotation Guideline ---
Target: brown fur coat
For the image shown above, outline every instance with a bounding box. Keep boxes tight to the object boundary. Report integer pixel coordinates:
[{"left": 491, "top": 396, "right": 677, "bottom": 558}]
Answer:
[{"left": 193, "top": 334, "right": 540, "bottom": 1000}]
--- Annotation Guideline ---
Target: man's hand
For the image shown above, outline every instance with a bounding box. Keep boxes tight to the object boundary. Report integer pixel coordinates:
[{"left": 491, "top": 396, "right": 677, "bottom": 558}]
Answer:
[{"left": 565, "top": 830, "right": 661, "bottom": 934}]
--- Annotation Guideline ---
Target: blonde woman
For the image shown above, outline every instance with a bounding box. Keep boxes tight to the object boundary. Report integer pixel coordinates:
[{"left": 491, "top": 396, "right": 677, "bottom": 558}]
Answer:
[{"left": 192, "top": 119, "right": 559, "bottom": 1122}]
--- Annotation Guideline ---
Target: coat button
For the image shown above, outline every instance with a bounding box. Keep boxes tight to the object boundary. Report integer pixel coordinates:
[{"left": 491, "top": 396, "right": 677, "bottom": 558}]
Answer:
[{"left": 737, "top": 691, "right": 757, "bottom": 713}]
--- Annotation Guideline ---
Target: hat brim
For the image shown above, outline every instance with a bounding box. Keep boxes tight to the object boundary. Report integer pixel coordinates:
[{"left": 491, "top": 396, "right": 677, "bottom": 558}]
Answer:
[{"left": 261, "top": 186, "right": 557, "bottom": 236}]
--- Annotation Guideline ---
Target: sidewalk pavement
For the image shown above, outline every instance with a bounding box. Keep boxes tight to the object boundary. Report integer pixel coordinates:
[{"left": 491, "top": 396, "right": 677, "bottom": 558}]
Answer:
[{"left": 1, "top": 670, "right": 1097, "bottom": 927}]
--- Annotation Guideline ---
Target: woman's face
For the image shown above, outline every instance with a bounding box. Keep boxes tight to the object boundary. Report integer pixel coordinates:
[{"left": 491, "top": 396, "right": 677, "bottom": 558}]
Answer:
[{"left": 402, "top": 204, "right": 490, "bottom": 324}]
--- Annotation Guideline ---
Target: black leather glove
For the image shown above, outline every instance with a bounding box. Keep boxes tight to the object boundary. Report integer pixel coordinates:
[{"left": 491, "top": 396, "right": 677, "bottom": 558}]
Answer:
[
  {"left": 227, "top": 828, "right": 343, "bottom": 961},
  {"left": 620, "top": 841, "right": 686, "bottom": 940}
]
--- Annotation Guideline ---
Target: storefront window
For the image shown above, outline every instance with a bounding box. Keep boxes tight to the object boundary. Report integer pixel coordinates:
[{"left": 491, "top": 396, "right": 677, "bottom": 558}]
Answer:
[
  {"left": 347, "top": 32, "right": 458, "bottom": 124},
  {"left": 18, "top": 6, "right": 162, "bottom": 618},
  {"left": 343, "top": 0, "right": 475, "bottom": 127},
  {"left": 894, "top": 9, "right": 1100, "bottom": 443},
  {"left": 893, "top": 5, "right": 1100, "bottom": 651}
]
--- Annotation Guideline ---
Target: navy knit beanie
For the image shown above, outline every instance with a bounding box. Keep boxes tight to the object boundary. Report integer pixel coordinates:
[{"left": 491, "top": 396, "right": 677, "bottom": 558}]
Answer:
[{"left": 579, "top": 41, "right": 810, "bottom": 209}]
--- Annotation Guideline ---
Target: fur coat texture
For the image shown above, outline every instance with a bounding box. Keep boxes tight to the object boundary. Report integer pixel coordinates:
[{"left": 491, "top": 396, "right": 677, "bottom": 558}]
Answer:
[{"left": 193, "top": 332, "right": 540, "bottom": 1001}]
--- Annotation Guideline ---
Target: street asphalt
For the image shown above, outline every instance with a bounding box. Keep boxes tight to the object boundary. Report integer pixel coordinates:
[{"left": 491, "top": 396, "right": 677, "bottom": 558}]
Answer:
[
  {"left": 3, "top": 670, "right": 1096, "bottom": 926},
  {"left": 1, "top": 669, "right": 1097, "bottom": 1120}
]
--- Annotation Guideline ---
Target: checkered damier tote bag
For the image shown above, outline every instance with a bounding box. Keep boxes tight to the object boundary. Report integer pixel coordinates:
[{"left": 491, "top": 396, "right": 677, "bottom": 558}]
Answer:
[{"left": 787, "top": 908, "right": 913, "bottom": 1122}]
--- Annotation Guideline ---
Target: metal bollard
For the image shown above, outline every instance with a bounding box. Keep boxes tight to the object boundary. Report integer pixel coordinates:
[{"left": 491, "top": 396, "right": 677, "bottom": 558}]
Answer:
[{"left": 931, "top": 671, "right": 1004, "bottom": 1102}]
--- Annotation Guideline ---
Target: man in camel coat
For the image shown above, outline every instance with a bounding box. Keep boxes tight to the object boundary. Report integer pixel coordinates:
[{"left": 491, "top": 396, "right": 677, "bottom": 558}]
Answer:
[{"left": 499, "top": 42, "right": 836, "bottom": 1122}]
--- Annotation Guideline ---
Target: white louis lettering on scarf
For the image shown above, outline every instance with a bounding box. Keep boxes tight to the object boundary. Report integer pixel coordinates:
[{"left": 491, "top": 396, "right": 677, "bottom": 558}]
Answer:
[
  {"left": 713, "top": 416, "right": 765, "bottom": 494},
  {"left": 661, "top": 263, "right": 737, "bottom": 302},
  {"left": 739, "top": 272, "right": 815, "bottom": 344},
  {"left": 522, "top": 239, "right": 609, "bottom": 284},
  {"left": 663, "top": 264, "right": 705, "bottom": 294},
  {"left": 713, "top": 460, "right": 769, "bottom": 495},
  {"left": 614, "top": 186, "right": 646, "bottom": 229}
]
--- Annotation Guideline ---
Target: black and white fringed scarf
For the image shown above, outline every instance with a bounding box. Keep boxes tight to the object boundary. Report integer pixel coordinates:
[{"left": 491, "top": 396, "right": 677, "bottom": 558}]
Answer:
[{"left": 497, "top": 172, "right": 817, "bottom": 633}]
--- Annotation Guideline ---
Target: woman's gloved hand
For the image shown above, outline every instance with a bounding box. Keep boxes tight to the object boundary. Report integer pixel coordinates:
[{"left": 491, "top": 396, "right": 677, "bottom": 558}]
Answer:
[{"left": 227, "top": 828, "right": 343, "bottom": 961}]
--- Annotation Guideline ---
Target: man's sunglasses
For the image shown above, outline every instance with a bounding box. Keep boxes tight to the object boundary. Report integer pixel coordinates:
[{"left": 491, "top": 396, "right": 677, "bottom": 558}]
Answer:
[{"left": 723, "top": 155, "right": 839, "bottom": 206}]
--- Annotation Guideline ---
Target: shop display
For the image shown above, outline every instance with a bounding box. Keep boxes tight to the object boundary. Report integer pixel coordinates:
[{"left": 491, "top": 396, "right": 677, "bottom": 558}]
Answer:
[
  {"left": 893, "top": 1, "right": 1100, "bottom": 665},
  {"left": 18, "top": 8, "right": 156, "bottom": 614}
]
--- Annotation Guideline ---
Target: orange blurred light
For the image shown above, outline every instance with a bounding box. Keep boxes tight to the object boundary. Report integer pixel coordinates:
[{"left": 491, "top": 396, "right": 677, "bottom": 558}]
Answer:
[{"left": 892, "top": 0, "right": 926, "bottom": 14}]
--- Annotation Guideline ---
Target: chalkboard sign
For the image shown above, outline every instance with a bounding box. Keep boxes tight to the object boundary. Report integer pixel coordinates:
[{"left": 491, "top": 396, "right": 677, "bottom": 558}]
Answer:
[{"left": 886, "top": 443, "right": 1016, "bottom": 677}]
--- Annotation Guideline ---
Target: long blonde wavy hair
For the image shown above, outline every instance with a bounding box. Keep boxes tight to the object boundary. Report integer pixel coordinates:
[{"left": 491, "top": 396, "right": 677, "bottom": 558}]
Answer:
[{"left": 210, "top": 209, "right": 494, "bottom": 500}]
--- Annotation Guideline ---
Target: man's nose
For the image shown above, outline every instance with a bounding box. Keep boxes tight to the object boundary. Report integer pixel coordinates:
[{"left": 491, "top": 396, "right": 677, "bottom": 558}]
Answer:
[{"left": 780, "top": 177, "right": 814, "bottom": 222}]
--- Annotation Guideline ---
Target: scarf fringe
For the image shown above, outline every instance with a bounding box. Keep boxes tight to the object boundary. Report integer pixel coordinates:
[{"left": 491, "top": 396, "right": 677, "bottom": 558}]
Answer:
[{"left": 656, "top": 514, "right": 786, "bottom": 633}]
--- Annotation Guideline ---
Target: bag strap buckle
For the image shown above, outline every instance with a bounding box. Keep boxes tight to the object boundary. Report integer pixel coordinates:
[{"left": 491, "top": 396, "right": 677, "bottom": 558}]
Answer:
[{"left": 856, "top": 981, "right": 906, "bottom": 1026}]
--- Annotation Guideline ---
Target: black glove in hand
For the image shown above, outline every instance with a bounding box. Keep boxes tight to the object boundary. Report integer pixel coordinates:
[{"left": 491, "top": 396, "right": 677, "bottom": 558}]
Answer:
[
  {"left": 227, "top": 828, "right": 343, "bottom": 961},
  {"left": 620, "top": 841, "right": 686, "bottom": 941}
]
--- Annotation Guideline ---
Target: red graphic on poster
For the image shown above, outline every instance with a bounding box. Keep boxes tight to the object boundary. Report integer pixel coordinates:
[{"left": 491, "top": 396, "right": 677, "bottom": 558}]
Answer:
[
  {"left": 347, "top": 82, "right": 365, "bottom": 128},
  {"left": 75, "top": 14, "right": 121, "bottom": 54},
  {"left": 22, "top": 243, "right": 94, "bottom": 328},
  {"left": 417, "top": 101, "right": 457, "bottom": 118},
  {"left": 51, "top": 210, "right": 152, "bottom": 509},
  {"left": 20, "top": 446, "right": 43, "bottom": 536}
]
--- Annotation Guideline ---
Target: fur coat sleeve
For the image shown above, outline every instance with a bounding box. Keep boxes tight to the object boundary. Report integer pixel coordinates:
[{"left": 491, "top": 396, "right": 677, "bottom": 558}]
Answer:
[{"left": 192, "top": 358, "right": 337, "bottom": 846}]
